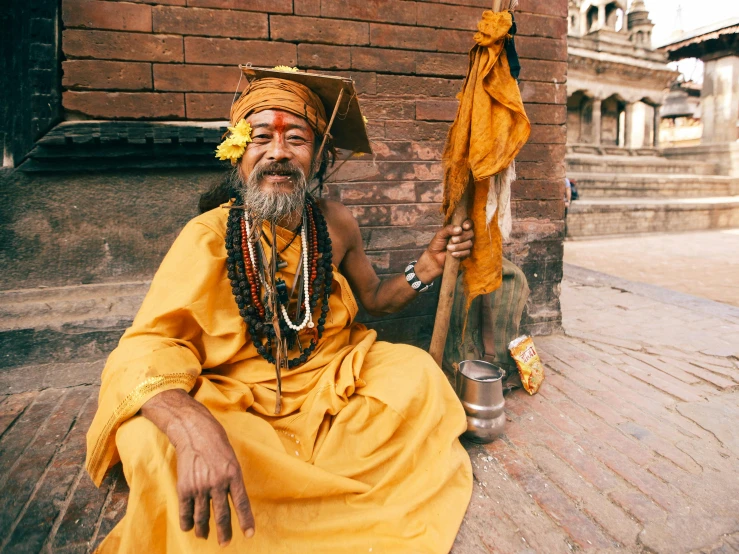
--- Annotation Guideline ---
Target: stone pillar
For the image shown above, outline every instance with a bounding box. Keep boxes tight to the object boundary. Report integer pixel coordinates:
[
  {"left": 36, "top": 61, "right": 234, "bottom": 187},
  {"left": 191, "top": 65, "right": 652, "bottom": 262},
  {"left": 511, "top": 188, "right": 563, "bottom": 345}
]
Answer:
[
  {"left": 623, "top": 102, "right": 633, "bottom": 148},
  {"left": 653, "top": 104, "right": 661, "bottom": 148},
  {"left": 598, "top": 5, "right": 606, "bottom": 29},
  {"left": 592, "top": 98, "right": 602, "bottom": 145},
  {"left": 700, "top": 55, "right": 739, "bottom": 143}
]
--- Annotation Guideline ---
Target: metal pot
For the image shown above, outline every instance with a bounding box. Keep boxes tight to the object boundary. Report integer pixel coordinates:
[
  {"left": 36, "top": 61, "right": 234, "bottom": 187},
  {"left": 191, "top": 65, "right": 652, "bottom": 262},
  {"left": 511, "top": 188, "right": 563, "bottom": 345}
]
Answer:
[{"left": 455, "top": 360, "right": 506, "bottom": 443}]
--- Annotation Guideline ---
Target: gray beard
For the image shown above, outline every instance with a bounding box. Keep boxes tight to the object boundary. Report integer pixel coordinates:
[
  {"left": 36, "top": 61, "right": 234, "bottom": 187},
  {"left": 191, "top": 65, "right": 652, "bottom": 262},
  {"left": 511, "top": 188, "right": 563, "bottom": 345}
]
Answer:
[{"left": 230, "top": 163, "right": 309, "bottom": 222}]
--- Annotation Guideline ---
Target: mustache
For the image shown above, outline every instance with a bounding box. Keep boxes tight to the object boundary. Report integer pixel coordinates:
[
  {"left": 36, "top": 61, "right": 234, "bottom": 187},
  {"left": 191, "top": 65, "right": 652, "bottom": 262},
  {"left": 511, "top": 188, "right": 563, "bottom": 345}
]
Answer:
[{"left": 253, "top": 160, "right": 305, "bottom": 181}]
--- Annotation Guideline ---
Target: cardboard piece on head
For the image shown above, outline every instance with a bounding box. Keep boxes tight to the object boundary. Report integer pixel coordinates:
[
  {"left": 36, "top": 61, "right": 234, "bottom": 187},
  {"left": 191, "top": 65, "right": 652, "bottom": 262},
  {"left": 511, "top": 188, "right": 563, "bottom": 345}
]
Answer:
[{"left": 240, "top": 65, "right": 373, "bottom": 155}]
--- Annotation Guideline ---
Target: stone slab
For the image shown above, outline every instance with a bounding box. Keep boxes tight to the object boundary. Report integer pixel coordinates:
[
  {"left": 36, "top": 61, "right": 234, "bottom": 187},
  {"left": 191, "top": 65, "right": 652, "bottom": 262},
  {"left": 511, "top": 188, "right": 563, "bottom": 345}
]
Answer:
[{"left": 564, "top": 231, "right": 739, "bottom": 313}]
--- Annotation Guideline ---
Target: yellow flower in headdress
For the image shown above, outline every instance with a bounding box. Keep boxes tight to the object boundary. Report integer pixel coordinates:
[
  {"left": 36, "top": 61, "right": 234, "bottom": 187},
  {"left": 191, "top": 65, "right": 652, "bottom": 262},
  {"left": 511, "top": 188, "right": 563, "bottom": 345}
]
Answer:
[
  {"left": 215, "top": 138, "right": 245, "bottom": 162},
  {"left": 273, "top": 65, "right": 299, "bottom": 72},
  {"left": 215, "top": 120, "right": 252, "bottom": 162},
  {"left": 227, "top": 120, "right": 252, "bottom": 146}
]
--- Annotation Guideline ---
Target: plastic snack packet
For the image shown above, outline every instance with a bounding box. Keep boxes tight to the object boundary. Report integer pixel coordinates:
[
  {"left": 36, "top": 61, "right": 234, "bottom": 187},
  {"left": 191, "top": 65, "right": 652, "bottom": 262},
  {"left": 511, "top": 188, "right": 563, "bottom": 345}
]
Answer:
[{"left": 508, "top": 335, "right": 545, "bottom": 395}]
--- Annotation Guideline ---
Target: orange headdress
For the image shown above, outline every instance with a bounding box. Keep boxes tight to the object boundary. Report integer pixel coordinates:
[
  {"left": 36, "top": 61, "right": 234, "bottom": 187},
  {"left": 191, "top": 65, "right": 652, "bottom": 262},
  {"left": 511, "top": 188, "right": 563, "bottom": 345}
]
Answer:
[
  {"left": 230, "top": 77, "right": 328, "bottom": 135},
  {"left": 215, "top": 66, "right": 372, "bottom": 163}
]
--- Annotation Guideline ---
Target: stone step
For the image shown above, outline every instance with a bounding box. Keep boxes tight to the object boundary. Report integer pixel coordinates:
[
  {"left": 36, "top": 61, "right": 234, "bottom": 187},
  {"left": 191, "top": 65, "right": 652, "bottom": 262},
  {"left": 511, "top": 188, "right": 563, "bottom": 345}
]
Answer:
[
  {"left": 567, "top": 196, "right": 739, "bottom": 238},
  {"left": 0, "top": 359, "right": 103, "bottom": 395},
  {"left": 566, "top": 154, "right": 719, "bottom": 176},
  {"left": 0, "top": 279, "right": 442, "bottom": 370},
  {"left": 0, "top": 282, "right": 148, "bottom": 369},
  {"left": 567, "top": 173, "right": 738, "bottom": 198}
]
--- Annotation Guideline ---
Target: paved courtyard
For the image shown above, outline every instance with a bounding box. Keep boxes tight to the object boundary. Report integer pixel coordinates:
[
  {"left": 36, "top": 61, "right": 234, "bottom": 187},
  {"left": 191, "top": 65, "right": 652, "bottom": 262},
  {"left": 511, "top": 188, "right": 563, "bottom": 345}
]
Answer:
[
  {"left": 1, "top": 264, "right": 738, "bottom": 553},
  {"left": 564, "top": 229, "right": 739, "bottom": 308}
]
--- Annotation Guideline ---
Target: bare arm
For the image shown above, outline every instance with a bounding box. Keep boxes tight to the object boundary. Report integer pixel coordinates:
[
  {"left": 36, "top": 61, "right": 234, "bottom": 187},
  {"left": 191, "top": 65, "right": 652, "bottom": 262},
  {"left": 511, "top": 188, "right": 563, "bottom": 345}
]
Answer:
[
  {"left": 140, "top": 390, "right": 255, "bottom": 547},
  {"left": 337, "top": 207, "right": 474, "bottom": 316}
]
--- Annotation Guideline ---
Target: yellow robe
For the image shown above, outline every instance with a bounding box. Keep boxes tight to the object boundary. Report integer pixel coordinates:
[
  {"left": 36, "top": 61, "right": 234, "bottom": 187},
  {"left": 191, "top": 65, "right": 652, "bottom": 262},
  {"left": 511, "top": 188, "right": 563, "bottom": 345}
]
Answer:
[{"left": 86, "top": 207, "right": 473, "bottom": 553}]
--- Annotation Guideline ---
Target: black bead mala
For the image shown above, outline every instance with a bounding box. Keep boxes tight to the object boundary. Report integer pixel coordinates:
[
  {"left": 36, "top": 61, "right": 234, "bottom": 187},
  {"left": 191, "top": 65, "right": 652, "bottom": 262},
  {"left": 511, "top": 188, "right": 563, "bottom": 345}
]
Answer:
[{"left": 225, "top": 194, "right": 333, "bottom": 369}]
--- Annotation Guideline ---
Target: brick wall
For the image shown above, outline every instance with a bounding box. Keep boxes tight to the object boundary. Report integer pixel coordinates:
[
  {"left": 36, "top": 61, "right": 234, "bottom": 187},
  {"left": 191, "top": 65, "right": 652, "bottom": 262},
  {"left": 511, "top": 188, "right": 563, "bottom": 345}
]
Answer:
[{"left": 58, "top": 0, "right": 568, "bottom": 337}]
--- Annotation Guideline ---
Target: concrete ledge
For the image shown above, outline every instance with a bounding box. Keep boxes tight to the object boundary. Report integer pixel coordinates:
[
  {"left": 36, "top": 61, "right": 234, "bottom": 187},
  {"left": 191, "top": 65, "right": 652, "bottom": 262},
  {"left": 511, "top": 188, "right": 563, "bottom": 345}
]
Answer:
[
  {"left": 0, "top": 282, "right": 148, "bottom": 369},
  {"left": 0, "top": 280, "right": 446, "bottom": 369},
  {"left": 0, "top": 281, "right": 149, "bottom": 332},
  {"left": 566, "top": 152, "right": 720, "bottom": 176},
  {"left": 21, "top": 121, "right": 230, "bottom": 172},
  {"left": 663, "top": 142, "right": 739, "bottom": 178},
  {"left": 568, "top": 173, "right": 737, "bottom": 198},
  {"left": 567, "top": 196, "right": 739, "bottom": 237}
]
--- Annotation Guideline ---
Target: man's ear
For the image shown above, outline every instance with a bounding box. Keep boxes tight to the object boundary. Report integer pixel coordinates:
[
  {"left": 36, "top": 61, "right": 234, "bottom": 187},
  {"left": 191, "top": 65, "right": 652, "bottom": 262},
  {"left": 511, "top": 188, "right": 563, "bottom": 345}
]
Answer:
[{"left": 311, "top": 139, "right": 334, "bottom": 184}]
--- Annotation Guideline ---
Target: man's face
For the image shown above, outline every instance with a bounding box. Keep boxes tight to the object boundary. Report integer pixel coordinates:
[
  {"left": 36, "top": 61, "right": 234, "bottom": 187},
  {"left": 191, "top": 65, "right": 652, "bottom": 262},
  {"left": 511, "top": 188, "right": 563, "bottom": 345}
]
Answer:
[{"left": 239, "top": 109, "right": 316, "bottom": 194}]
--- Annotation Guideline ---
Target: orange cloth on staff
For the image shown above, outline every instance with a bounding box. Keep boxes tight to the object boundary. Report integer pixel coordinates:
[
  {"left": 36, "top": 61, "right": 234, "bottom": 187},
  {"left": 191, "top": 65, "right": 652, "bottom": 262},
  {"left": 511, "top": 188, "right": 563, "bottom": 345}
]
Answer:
[
  {"left": 442, "top": 10, "right": 531, "bottom": 307},
  {"left": 85, "top": 207, "right": 473, "bottom": 553}
]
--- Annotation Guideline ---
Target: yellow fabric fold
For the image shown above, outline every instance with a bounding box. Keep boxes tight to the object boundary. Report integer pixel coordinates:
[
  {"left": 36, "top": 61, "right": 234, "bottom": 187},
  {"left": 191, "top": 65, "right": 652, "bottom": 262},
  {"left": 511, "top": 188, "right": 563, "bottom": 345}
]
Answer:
[
  {"left": 86, "top": 207, "right": 473, "bottom": 553},
  {"left": 442, "top": 10, "right": 531, "bottom": 311}
]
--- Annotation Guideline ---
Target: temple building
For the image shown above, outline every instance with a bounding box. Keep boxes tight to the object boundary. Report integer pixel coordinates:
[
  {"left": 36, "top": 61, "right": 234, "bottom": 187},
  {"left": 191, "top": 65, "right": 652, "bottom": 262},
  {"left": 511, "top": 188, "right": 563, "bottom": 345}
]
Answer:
[
  {"left": 659, "top": 80, "right": 702, "bottom": 148},
  {"left": 566, "top": 0, "right": 677, "bottom": 151},
  {"left": 659, "top": 17, "right": 739, "bottom": 177},
  {"left": 565, "top": 1, "right": 739, "bottom": 238}
]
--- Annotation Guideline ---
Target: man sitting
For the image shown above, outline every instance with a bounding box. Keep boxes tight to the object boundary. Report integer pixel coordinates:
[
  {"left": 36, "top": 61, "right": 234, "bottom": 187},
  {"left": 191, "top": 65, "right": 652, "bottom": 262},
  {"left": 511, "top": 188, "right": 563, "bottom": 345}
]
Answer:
[{"left": 86, "top": 67, "right": 475, "bottom": 553}]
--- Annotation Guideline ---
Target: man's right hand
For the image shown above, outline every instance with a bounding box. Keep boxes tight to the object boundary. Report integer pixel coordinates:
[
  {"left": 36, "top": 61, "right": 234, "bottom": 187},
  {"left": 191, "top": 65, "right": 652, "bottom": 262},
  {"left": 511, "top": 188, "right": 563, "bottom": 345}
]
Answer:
[{"left": 140, "top": 389, "right": 255, "bottom": 547}]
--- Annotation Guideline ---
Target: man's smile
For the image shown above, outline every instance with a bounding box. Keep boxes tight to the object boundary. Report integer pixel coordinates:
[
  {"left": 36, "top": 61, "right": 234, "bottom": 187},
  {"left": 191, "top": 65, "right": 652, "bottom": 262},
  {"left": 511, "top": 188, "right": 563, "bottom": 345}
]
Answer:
[{"left": 262, "top": 171, "right": 295, "bottom": 183}]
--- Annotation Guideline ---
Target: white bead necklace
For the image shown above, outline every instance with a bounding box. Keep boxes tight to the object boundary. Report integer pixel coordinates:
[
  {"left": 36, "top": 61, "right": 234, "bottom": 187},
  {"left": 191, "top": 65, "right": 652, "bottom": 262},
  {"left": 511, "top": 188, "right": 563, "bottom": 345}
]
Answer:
[{"left": 279, "top": 221, "right": 314, "bottom": 331}]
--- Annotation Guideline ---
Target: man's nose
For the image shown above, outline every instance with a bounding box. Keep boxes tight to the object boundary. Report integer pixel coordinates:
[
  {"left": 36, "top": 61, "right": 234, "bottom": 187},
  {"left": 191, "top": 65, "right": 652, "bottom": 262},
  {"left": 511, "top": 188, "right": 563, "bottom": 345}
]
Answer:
[{"left": 265, "top": 137, "right": 290, "bottom": 161}]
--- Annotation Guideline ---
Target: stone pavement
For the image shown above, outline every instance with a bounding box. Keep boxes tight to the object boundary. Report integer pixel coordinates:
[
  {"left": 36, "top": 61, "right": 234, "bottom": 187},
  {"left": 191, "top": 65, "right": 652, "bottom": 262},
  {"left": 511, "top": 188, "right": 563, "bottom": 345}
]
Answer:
[
  {"left": 564, "top": 229, "right": 739, "bottom": 308},
  {"left": 1, "top": 265, "right": 738, "bottom": 553}
]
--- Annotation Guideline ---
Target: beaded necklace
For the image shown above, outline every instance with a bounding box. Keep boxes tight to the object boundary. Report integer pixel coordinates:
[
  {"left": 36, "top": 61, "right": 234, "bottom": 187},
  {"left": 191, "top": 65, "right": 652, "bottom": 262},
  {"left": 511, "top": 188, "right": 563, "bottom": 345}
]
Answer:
[{"left": 225, "top": 194, "right": 334, "bottom": 372}]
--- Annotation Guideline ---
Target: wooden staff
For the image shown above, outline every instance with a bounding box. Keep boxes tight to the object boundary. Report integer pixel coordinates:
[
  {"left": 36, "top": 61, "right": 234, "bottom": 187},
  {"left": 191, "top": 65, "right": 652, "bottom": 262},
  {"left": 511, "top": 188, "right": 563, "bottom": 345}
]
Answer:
[
  {"left": 429, "top": 186, "right": 470, "bottom": 366},
  {"left": 428, "top": 0, "right": 512, "bottom": 367}
]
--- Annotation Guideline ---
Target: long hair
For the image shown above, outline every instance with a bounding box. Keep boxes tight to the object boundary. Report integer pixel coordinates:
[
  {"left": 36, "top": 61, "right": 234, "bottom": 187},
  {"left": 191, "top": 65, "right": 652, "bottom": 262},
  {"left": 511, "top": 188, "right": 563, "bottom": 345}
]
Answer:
[{"left": 198, "top": 140, "right": 335, "bottom": 214}]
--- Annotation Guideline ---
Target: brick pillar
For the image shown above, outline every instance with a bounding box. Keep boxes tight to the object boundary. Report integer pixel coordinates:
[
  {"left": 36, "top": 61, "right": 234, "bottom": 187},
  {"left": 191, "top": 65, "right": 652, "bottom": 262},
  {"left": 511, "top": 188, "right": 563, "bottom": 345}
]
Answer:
[
  {"left": 592, "top": 98, "right": 602, "bottom": 146},
  {"left": 623, "top": 102, "right": 633, "bottom": 148},
  {"left": 653, "top": 104, "right": 661, "bottom": 148}
]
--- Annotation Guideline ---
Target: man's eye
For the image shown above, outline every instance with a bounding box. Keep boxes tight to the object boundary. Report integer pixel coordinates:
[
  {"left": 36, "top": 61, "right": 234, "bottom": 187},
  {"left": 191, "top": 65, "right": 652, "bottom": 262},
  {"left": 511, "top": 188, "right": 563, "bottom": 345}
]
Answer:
[{"left": 288, "top": 135, "right": 308, "bottom": 142}]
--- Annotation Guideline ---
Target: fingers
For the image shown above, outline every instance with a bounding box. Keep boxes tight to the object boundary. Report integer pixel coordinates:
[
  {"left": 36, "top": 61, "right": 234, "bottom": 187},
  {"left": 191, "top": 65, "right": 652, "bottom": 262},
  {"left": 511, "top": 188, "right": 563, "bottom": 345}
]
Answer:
[
  {"left": 436, "top": 223, "right": 474, "bottom": 249},
  {"left": 447, "top": 240, "right": 473, "bottom": 258},
  {"left": 193, "top": 492, "right": 211, "bottom": 540},
  {"left": 230, "top": 474, "right": 256, "bottom": 539},
  {"left": 448, "top": 231, "right": 474, "bottom": 245},
  {"left": 212, "top": 490, "right": 233, "bottom": 547},
  {"left": 179, "top": 493, "right": 195, "bottom": 533},
  {"left": 445, "top": 219, "right": 474, "bottom": 258},
  {"left": 178, "top": 476, "right": 248, "bottom": 546}
]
